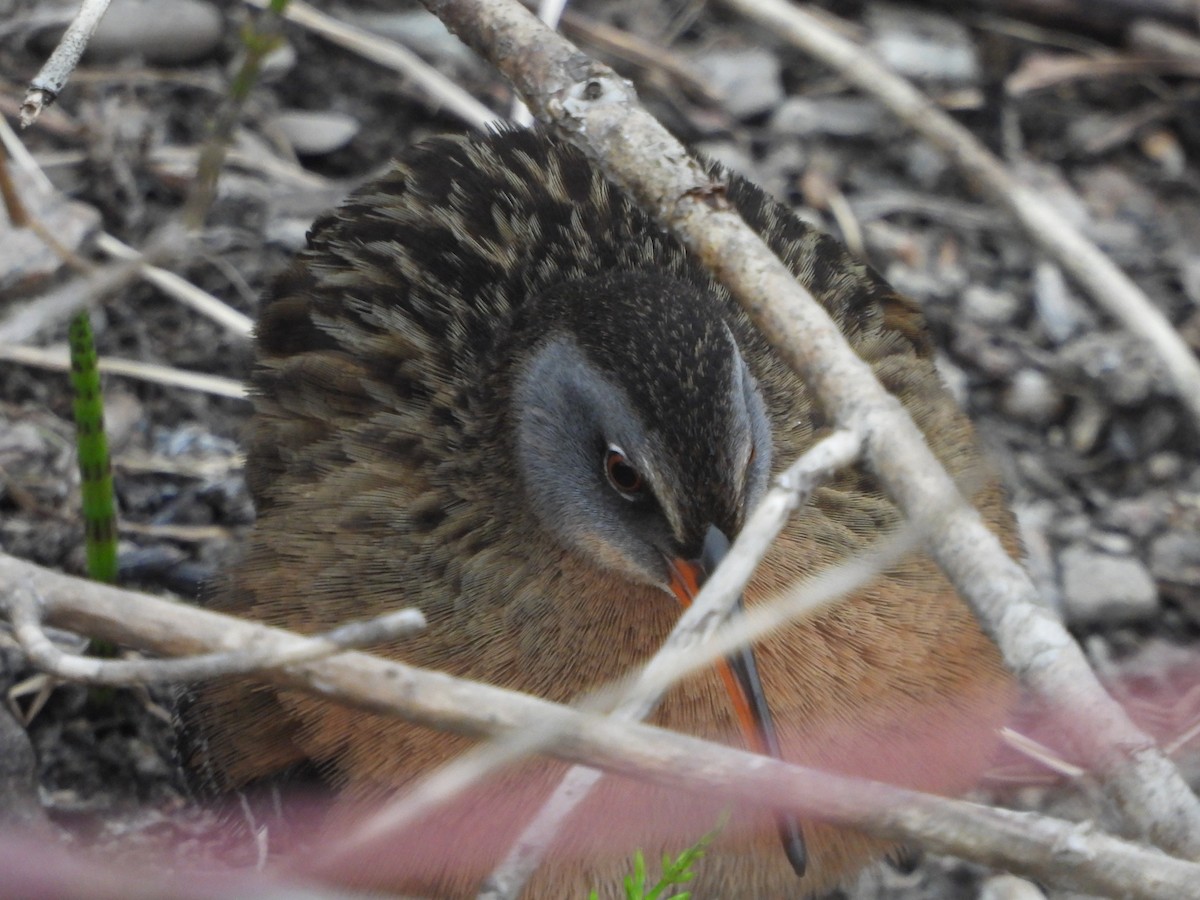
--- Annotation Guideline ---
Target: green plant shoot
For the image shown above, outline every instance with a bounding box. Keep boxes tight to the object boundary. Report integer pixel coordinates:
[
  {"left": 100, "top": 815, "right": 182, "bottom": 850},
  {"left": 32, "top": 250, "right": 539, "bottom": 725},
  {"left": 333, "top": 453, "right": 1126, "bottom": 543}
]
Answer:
[
  {"left": 587, "top": 816, "right": 725, "bottom": 900},
  {"left": 68, "top": 310, "right": 118, "bottom": 585}
]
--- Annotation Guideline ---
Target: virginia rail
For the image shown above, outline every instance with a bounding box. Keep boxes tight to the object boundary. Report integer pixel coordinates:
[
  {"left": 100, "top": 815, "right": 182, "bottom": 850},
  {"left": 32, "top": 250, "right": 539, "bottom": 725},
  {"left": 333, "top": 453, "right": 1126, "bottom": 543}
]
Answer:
[{"left": 187, "top": 129, "right": 1015, "bottom": 897}]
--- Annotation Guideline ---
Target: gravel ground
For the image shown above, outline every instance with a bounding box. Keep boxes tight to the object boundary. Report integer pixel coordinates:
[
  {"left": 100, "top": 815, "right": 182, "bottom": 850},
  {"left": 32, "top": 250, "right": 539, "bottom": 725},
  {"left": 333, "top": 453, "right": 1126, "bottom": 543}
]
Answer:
[{"left": 1, "top": 0, "right": 1198, "bottom": 897}]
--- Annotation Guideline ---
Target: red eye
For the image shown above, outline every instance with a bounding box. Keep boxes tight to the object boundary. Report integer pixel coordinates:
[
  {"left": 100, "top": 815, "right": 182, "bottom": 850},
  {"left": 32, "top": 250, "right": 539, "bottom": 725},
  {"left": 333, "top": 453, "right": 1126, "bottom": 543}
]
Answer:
[{"left": 605, "top": 446, "right": 643, "bottom": 499}]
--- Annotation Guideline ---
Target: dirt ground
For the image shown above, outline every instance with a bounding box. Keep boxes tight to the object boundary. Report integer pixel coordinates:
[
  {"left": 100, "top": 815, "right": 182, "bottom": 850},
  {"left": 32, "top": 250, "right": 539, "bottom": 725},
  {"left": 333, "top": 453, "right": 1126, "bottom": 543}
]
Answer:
[{"left": 1, "top": 0, "right": 1199, "bottom": 897}]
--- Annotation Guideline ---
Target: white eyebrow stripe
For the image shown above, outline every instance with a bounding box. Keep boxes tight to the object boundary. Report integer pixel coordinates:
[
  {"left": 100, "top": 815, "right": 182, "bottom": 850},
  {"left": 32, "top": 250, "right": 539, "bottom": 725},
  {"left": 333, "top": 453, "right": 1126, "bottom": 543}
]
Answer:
[{"left": 721, "top": 323, "right": 756, "bottom": 484}]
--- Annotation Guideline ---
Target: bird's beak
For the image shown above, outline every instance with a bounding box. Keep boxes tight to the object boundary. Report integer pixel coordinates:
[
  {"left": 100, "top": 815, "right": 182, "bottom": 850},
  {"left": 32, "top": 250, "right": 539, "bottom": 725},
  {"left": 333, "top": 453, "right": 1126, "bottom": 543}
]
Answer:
[{"left": 667, "top": 525, "right": 807, "bottom": 878}]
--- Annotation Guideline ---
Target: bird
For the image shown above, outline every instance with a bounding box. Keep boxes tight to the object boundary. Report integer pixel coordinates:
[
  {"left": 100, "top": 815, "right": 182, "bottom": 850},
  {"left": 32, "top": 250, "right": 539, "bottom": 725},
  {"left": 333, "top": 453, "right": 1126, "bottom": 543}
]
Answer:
[{"left": 185, "top": 127, "right": 1016, "bottom": 898}]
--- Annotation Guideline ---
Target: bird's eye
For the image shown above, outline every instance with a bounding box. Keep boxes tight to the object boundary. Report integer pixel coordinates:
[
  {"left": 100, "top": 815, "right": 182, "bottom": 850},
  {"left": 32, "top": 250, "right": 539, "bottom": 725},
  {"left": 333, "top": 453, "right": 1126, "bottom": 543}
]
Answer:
[{"left": 604, "top": 446, "right": 644, "bottom": 500}]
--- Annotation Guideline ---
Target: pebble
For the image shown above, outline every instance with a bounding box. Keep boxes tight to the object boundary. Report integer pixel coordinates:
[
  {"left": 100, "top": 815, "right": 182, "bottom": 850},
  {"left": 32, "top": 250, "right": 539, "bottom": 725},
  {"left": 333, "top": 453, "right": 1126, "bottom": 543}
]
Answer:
[
  {"left": 1060, "top": 332, "right": 1161, "bottom": 407},
  {"left": 1059, "top": 543, "right": 1159, "bottom": 626},
  {"left": 0, "top": 192, "right": 100, "bottom": 298},
  {"left": 271, "top": 110, "right": 361, "bottom": 157},
  {"left": 84, "top": 0, "right": 222, "bottom": 65},
  {"left": 1147, "top": 452, "right": 1183, "bottom": 482},
  {"left": 258, "top": 40, "right": 298, "bottom": 83},
  {"left": 866, "top": 5, "right": 979, "bottom": 84},
  {"left": 1002, "top": 369, "right": 1063, "bottom": 426},
  {"left": 1065, "top": 396, "right": 1106, "bottom": 455},
  {"left": 349, "top": 10, "right": 479, "bottom": 68},
  {"left": 1031, "top": 261, "right": 1091, "bottom": 343},
  {"left": 960, "top": 284, "right": 1021, "bottom": 326},
  {"left": 1100, "top": 493, "right": 1170, "bottom": 539},
  {"left": 1150, "top": 531, "right": 1200, "bottom": 592},
  {"left": 934, "top": 354, "right": 969, "bottom": 408},
  {"left": 692, "top": 47, "right": 784, "bottom": 120},
  {"left": 769, "top": 96, "right": 886, "bottom": 138}
]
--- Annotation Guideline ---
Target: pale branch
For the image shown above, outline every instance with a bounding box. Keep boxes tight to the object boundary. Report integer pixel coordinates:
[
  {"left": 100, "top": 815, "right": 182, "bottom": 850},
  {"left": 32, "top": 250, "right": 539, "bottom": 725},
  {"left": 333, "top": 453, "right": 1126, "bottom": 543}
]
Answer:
[
  {"left": 0, "top": 343, "right": 248, "bottom": 400},
  {"left": 418, "top": 0, "right": 1200, "bottom": 858},
  {"left": 244, "top": 0, "right": 500, "bottom": 130},
  {"left": 20, "top": 0, "right": 112, "bottom": 128},
  {"left": 721, "top": 0, "right": 1200, "bottom": 431},
  {"left": 0, "top": 118, "right": 255, "bottom": 342},
  {"left": 0, "top": 551, "right": 1195, "bottom": 899},
  {"left": 3, "top": 583, "right": 424, "bottom": 685}
]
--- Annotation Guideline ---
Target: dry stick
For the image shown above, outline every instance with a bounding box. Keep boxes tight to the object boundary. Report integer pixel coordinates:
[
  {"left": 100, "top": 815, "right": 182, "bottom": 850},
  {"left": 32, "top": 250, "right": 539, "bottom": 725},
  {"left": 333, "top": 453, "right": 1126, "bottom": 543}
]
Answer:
[
  {"left": 94, "top": 234, "right": 254, "bottom": 338},
  {"left": 420, "top": 0, "right": 1200, "bottom": 860},
  {"left": 0, "top": 343, "right": 248, "bottom": 400},
  {"left": 4, "top": 584, "right": 425, "bottom": 685},
  {"left": 244, "top": 0, "right": 500, "bottom": 130},
  {"left": 0, "top": 118, "right": 253, "bottom": 342},
  {"left": 0, "top": 551, "right": 1195, "bottom": 900},
  {"left": 720, "top": 0, "right": 1200, "bottom": 430},
  {"left": 511, "top": 0, "right": 571, "bottom": 125},
  {"left": 19, "top": 0, "right": 112, "bottom": 127}
]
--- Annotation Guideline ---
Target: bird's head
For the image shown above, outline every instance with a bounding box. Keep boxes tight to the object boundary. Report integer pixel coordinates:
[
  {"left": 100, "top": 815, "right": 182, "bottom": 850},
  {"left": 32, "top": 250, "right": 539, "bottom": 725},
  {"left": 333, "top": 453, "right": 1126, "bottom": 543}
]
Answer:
[{"left": 511, "top": 269, "right": 773, "bottom": 592}]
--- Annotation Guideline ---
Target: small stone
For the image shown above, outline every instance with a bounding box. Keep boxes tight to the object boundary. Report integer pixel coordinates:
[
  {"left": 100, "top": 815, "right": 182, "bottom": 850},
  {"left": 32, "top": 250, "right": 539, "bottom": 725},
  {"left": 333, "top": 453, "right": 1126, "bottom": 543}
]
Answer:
[
  {"left": 1059, "top": 544, "right": 1159, "bottom": 626},
  {"left": 1150, "top": 531, "right": 1200, "bottom": 589},
  {"left": 272, "top": 110, "right": 361, "bottom": 157},
  {"left": 0, "top": 191, "right": 100, "bottom": 298},
  {"left": 950, "top": 323, "right": 1020, "bottom": 378},
  {"left": 86, "top": 0, "right": 222, "bottom": 65},
  {"left": 961, "top": 285, "right": 1020, "bottom": 326},
  {"left": 1147, "top": 452, "right": 1183, "bottom": 482},
  {"left": 1032, "top": 261, "right": 1092, "bottom": 343},
  {"left": 1002, "top": 369, "right": 1063, "bottom": 426},
  {"left": 1089, "top": 530, "right": 1133, "bottom": 555},
  {"left": 350, "top": 10, "right": 479, "bottom": 68},
  {"left": 1101, "top": 494, "right": 1170, "bottom": 539},
  {"left": 692, "top": 47, "right": 784, "bottom": 120},
  {"left": 1066, "top": 396, "right": 1106, "bottom": 454},
  {"left": 769, "top": 97, "right": 885, "bottom": 138},
  {"left": 258, "top": 40, "right": 298, "bottom": 82},
  {"left": 1060, "top": 332, "right": 1161, "bottom": 407},
  {"left": 866, "top": 6, "right": 979, "bottom": 83}
]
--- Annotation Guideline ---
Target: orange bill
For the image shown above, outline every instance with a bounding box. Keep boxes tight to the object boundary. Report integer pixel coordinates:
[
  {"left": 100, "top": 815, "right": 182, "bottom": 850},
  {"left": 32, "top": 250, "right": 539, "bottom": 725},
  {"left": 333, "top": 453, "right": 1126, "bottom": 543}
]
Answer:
[{"left": 668, "top": 528, "right": 807, "bottom": 878}]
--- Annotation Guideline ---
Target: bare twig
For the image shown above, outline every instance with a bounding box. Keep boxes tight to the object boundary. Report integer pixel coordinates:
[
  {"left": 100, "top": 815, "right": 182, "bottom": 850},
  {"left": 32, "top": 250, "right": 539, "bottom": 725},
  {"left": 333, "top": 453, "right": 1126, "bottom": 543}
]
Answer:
[
  {"left": 4, "top": 582, "right": 425, "bottom": 685},
  {"left": 93, "top": 234, "right": 255, "bottom": 338},
  {"left": 421, "top": 0, "right": 1200, "bottom": 859},
  {"left": 244, "top": 0, "right": 501, "bottom": 129},
  {"left": 20, "top": 0, "right": 112, "bottom": 128},
  {"left": 719, "top": 0, "right": 1200, "bottom": 433},
  {"left": 0, "top": 117, "right": 254, "bottom": 340},
  {"left": 511, "top": 0, "right": 571, "bottom": 124},
  {"left": 1, "top": 550, "right": 1196, "bottom": 900},
  {"left": 0, "top": 343, "right": 248, "bottom": 400}
]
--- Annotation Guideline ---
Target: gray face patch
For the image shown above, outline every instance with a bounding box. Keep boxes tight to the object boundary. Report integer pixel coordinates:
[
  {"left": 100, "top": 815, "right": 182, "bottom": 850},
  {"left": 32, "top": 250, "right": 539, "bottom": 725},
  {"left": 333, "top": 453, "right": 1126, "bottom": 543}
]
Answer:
[{"left": 513, "top": 335, "right": 676, "bottom": 586}]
